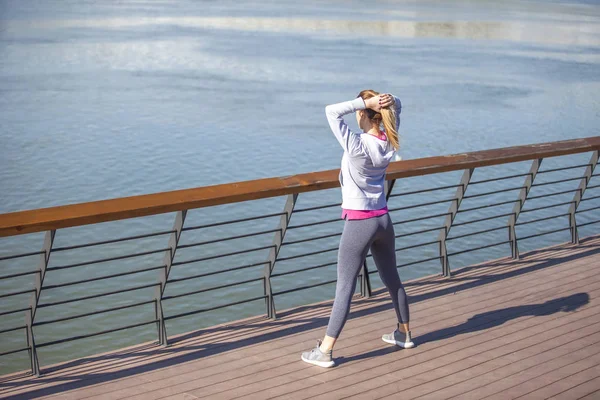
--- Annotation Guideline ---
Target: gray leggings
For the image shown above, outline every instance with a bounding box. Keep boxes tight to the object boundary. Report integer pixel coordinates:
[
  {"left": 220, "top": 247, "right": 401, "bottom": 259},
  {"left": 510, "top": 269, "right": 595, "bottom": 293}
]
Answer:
[{"left": 326, "top": 213, "right": 410, "bottom": 338}]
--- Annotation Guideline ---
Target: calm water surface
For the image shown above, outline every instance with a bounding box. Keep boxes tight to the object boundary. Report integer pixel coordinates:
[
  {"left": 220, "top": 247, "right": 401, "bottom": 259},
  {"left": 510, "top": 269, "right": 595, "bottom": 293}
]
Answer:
[{"left": 1, "top": 0, "right": 599, "bottom": 373}]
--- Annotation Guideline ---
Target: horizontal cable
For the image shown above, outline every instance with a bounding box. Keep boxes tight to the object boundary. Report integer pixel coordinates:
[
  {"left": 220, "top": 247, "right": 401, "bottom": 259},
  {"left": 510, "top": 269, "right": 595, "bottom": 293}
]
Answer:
[
  {"left": 271, "top": 261, "right": 337, "bottom": 278},
  {"left": 276, "top": 246, "right": 338, "bottom": 262},
  {"left": 469, "top": 172, "right": 531, "bottom": 185},
  {"left": 37, "top": 320, "right": 158, "bottom": 348},
  {"left": 43, "top": 265, "right": 166, "bottom": 290},
  {"left": 183, "top": 212, "right": 286, "bottom": 232},
  {"left": 34, "top": 300, "right": 156, "bottom": 327},
  {"left": 178, "top": 228, "right": 280, "bottom": 250},
  {"left": 579, "top": 219, "right": 600, "bottom": 228},
  {"left": 520, "top": 201, "right": 575, "bottom": 214},
  {"left": 526, "top": 188, "right": 579, "bottom": 201},
  {"left": 0, "top": 307, "right": 30, "bottom": 317},
  {"left": 0, "top": 289, "right": 36, "bottom": 300},
  {"left": 458, "top": 199, "right": 519, "bottom": 214},
  {"left": 452, "top": 212, "right": 514, "bottom": 227},
  {"left": 462, "top": 186, "right": 524, "bottom": 200},
  {"left": 0, "top": 250, "right": 44, "bottom": 262},
  {"left": 389, "top": 183, "right": 463, "bottom": 198},
  {"left": 0, "top": 347, "right": 30, "bottom": 357},
  {"left": 294, "top": 202, "right": 341, "bottom": 213},
  {"left": 48, "top": 248, "right": 170, "bottom": 271},
  {"left": 580, "top": 195, "right": 600, "bottom": 202},
  {"left": 168, "top": 261, "right": 269, "bottom": 283},
  {"left": 53, "top": 229, "right": 176, "bottom": 252},
  {"left": 447, "top": 225, "right": 506, "bottom": 241},
  {"left": 0, "top": 269, "right": 38, "bottom": 281},
  {"left": 389, "top": 197, "right": 456, "bottom": 212},
  {"left": 165, "top": 295, "right": 267, "bottom": 321},
  {"left": 587, "top": 184, "right": 600, "bottom": 190},
  {"left": 163, "top": 277, "right": 264, "bottom": 301},
  {"left": 516, "top": 213, "right": 569, "bottom": 226},
  {"left": 577, "top": 205, "right": 600, "bottom": 214},
  {"left": 396, "top": 240, "right": 439, "bottom": 252},
  {"left": 536, "top": 163, "right": 592, "bottom": 174},
  {"left": 37, "top": 283, "right": 159, "bottom": 308},
  {"left": 282, "top": 231, "right": 342, "bottom": 247},
  {"left": 519, "top": 227, "right": 570, "bottom": 241},
  {"left": 173, "top": 244, "right": 276, "bottom": 267},
  {"left": 287, "top": 217, "right": 340, "bottom": 230},
  {"left": 531, "top": 176, "right": 584, "bottom": 187},
  {"left": 394, "top": 212, "right": 452, "bottom": 225},
  {"left": 0, "top": 325, "right": 27, "bottom": 335},
  {"left": 447, "top": 240, "right": 510, "bottom": 257},
  {"left": 272, "top": 279, "right": 337, "bottom": 297},
  {"left": 395, "top": 225, "right": 445, "bottom": 239},
  {"left": 367, "top": 255, "right": 443, "bottom": 274},
  {"left": 397, "top": 256, "right": 444, "bottom": 269}
]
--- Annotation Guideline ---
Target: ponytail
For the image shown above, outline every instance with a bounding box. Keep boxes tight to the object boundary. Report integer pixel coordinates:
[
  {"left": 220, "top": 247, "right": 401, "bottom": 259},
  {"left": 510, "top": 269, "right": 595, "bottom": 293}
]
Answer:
[
  {"left": 358, "top": 89, "right": 400, "bottom": 151},
  {"left": 381, "top": 107, "right": 399, "bottom": 151}
]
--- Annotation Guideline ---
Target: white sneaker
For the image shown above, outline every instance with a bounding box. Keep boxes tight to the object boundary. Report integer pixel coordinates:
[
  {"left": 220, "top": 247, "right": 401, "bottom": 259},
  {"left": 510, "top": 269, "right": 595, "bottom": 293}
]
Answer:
[
  {"left": 382, "top": 329, "right": 414, "bottom": 349},
  {"left": 301, "top": 340, "right": 335, "bottom": 368}
]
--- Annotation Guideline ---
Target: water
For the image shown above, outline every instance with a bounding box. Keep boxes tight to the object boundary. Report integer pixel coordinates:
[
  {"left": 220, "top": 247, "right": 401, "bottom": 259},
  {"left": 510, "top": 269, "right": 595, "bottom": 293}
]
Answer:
[{"left": 1, "top": 0, "right": 599, "bottom": 374}]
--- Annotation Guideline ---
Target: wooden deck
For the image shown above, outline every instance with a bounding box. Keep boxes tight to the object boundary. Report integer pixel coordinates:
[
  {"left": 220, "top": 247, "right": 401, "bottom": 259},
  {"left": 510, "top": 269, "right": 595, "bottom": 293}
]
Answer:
[{"left": 1, "top": 235, "right": 600, "bottom": 400}]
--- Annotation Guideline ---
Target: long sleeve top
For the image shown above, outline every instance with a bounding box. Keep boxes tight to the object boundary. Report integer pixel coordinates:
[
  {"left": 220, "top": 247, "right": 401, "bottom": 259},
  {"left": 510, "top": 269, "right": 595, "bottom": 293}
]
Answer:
[{"left": 325, "top": 95, "right": 402, "bottom": 211}]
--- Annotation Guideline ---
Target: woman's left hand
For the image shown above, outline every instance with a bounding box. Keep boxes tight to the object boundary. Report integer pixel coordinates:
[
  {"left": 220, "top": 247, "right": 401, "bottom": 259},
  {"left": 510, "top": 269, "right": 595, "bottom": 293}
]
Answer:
[{"left": 364, "top": 93, "right": 394, "bottom": 111}]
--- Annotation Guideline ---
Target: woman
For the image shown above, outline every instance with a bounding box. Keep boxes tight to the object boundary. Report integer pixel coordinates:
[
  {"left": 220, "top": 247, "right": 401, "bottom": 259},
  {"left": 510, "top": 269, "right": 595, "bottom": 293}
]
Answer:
[{"left": 301, "top": 90, "right": 412, "bottom": 368}]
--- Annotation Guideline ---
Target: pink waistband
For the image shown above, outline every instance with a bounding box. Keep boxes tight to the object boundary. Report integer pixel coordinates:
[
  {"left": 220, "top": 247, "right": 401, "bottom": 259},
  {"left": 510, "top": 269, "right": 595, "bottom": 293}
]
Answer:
[{"left": 341, "top": 206, "right": 389, "bottom": 220}]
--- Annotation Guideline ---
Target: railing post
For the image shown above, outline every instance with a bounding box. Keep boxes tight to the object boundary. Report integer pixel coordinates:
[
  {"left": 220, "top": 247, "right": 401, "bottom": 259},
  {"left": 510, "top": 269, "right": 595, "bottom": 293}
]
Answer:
[
  {"left": 568, "top": 151, "right": 598, "bottom": 244},
  {"left": 265, "top": 194, "right": 297, "bottom": 320},
  {"left": 438, "top": 169, "right": 473, "bottom": 277},
  {"left": 26, "top": 229, "right": 55, "bottom": 377},
  {"left": 157, "top": 210, "right": 186, "bottom": 346},
  {"left": 385, "top": 179, "right": 396, "bottom": 202},
  {"left": 508, "top": 158, "right": 542, "bottom": 259},
  {"left": 25, "top": 309, "right": 38, "bottom": 377},
  {"left": 358, "top": 260, "right": 372, "bottom": 298}
]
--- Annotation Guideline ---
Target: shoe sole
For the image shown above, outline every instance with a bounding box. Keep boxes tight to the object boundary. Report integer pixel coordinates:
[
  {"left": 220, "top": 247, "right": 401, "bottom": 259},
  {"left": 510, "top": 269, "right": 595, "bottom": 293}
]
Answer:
[
  {"left": 301, "top": 355, "right": 335, "bottom": 368},
  {"left": 382, "top": 336, "right": 415, "bottom": 349}
]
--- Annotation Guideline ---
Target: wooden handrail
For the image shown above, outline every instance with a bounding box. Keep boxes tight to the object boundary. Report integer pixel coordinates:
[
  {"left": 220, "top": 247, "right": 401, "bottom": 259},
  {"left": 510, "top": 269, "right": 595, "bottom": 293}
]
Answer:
[{"left": 1, "top": 137, "right": 599, "bottom": 237}]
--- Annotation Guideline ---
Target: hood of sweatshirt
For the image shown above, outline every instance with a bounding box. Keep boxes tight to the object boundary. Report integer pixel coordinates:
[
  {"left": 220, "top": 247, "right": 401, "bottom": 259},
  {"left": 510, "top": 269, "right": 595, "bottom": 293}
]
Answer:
[{"left": 363, "top": 135, "right": 396, "bottom": 168}]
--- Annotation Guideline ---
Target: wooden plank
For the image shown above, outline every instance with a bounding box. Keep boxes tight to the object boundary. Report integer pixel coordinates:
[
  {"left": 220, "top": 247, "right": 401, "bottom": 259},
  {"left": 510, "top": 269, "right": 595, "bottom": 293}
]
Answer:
[
  {"left": 549, "top": 376, "right": 600, "bottom": 400},
  {"left": 521, "top": 368, "right": 600, "bottom": 400},
  {"left": 404, "top": 323, "right": 600, "bottom": 400},
  {"left": 579, "top": 391, "right": 600, "bottom": 400},
  {"left": 441, "top": 329, "right": 600, "bottom": 398},
  {"left": 484, "top": 353, "right": 600, "bottom": 400},
  {"left": 1, "top": 137, "right": 598, "bottom": 237}
]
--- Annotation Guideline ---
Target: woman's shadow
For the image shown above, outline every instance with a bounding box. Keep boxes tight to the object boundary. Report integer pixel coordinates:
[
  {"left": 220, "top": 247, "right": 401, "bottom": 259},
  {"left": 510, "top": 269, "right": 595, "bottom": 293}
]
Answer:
[{"left": 338, "top": 292, "right": 589, "bottom": 365}]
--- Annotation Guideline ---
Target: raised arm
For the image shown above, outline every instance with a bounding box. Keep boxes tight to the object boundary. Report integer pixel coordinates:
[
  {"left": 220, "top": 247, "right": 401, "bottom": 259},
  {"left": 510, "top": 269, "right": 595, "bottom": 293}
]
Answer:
[
  {"left": 325, "top": 98, "right": 366, "bottom": 155},
  {"left": 363, "top": 93, "right": 401, "bottom": 129},
  {"left": 392, "top": 95, "right": 402, "bottom": 130}
]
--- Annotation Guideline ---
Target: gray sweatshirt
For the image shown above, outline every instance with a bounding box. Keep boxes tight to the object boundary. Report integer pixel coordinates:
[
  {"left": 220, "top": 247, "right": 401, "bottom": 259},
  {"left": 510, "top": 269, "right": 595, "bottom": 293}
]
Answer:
[{"left": 325, "top": 95, "right": 402, "bottom": 210}]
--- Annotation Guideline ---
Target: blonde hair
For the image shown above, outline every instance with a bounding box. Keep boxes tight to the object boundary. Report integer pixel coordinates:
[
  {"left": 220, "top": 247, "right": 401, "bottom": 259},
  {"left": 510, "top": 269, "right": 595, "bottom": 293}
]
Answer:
[{"left": 358, "top": 89, "right": 400, "bottom": 151}]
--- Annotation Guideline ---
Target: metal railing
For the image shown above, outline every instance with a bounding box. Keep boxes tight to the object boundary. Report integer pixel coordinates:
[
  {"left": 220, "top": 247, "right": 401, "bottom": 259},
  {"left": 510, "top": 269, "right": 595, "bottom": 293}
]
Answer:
[{"left": 0, "top": 137, "right": 599, "bottom": 377}]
